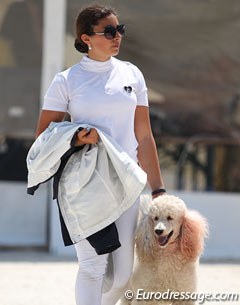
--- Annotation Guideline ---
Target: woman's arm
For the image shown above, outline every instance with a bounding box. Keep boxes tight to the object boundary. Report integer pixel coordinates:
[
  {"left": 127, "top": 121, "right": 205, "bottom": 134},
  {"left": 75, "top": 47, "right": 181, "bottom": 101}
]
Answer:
[
  {"left": 134, "top": 106, "right": 165, "bottom": 198},
  {"left": 35, "top": 109, "right": 66, "bottom": 138},
  {"left": 35, "top": 109, "right": 98, "bottom": 145}
]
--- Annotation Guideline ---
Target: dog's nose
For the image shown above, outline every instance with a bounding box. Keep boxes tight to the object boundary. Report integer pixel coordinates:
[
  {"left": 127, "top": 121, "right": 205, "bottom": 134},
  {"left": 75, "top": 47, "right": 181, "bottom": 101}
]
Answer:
[{"left": 155, "top": 229, "right": 164, "bottom": 235}]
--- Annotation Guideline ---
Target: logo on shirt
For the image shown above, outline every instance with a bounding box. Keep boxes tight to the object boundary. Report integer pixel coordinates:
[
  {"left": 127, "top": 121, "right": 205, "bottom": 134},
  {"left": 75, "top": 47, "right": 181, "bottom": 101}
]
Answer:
[{"left": 124, "top": 86, "right": 133, "bottom": 94}]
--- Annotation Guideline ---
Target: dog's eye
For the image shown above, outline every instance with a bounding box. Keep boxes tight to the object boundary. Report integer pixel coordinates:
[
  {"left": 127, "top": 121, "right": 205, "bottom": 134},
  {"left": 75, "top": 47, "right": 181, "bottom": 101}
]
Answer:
[
  {"left": 154, "top": 216, "right": 159, "bottom": 221},
  {"left": 167, "top": 216, "right": 173, "bottom": 221}
]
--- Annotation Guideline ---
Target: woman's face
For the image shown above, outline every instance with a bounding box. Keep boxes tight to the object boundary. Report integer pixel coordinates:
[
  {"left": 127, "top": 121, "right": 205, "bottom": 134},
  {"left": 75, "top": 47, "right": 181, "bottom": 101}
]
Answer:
[{"left": 81, "top": 14, "right": 123, "bottom": 61}]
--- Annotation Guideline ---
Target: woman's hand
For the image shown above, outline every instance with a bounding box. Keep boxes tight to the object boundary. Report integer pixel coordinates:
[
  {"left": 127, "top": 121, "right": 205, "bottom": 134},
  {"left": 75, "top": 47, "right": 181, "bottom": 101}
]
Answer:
[{"left": 75, "top": 128, "right": 99, "bottom": 146}]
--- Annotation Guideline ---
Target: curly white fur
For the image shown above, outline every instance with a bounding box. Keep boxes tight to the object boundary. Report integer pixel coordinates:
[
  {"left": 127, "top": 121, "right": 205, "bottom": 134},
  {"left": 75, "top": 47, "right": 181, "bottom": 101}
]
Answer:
[{"left": 121, "top": 194, "right": 208, "bottom": 305}]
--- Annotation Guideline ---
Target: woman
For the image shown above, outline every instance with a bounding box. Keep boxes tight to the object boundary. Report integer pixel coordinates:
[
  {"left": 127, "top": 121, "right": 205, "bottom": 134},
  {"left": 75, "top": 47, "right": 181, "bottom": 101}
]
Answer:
[{"left": 36, "top": 4, "right": 165, "bottom": 305}]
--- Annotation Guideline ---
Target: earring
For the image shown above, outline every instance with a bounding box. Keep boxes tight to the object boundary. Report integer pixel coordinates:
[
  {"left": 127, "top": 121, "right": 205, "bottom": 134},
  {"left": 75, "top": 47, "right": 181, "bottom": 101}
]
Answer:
[{"left": 88, "top": 45, "right": 92, "bottom": 50}]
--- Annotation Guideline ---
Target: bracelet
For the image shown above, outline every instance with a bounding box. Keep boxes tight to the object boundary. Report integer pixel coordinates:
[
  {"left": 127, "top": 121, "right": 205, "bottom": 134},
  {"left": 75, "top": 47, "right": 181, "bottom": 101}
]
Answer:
[{"left": 151, "top": 188, "right": 166, "bottom": 196}]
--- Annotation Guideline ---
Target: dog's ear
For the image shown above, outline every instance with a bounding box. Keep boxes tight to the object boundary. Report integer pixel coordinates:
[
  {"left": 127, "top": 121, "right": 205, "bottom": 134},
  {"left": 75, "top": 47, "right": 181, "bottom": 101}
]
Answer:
[
  {"left": 135, "top": 215, "right": 157, "bottom": 261},
  {"left": 179, "top": 210, "right": 208, "bottom": 260}
]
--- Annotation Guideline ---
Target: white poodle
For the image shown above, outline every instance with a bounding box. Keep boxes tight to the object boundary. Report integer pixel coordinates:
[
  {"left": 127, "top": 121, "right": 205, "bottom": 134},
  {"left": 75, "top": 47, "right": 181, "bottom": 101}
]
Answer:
[{"left": 122, "top": 194, "right": 208, "bottom": 305}]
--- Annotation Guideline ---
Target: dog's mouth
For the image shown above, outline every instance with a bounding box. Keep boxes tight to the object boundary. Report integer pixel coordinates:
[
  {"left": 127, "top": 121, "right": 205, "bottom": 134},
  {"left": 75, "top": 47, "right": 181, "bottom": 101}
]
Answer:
[{"left": 157, "top": 230, "right": 174, "bottom": 247}]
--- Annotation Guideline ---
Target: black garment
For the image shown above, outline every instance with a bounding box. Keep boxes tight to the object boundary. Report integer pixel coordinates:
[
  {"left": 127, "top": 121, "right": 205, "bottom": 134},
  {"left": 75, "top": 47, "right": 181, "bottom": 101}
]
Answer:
[{"left": 87, "top": 223, "right": 121, "bottom": 255}]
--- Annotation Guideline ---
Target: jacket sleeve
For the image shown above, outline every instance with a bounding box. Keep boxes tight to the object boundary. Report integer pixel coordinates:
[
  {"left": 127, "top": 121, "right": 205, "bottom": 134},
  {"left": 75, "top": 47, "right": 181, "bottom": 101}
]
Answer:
[{"left": 26, "top": 122, "right": 80, "bottom": 189}]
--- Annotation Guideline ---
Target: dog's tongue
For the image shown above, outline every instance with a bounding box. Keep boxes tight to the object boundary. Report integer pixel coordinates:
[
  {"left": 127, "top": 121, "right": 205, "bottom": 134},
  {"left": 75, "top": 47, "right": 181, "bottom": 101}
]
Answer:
[{"left": 158, "top": 235, "right": 168, "bottom": 246}]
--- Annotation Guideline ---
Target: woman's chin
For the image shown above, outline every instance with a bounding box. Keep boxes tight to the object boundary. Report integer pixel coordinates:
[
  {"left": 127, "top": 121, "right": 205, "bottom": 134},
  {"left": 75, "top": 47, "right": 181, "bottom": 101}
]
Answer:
[{"left": 111, "top": 48, "right": 120, "bottom": 56}]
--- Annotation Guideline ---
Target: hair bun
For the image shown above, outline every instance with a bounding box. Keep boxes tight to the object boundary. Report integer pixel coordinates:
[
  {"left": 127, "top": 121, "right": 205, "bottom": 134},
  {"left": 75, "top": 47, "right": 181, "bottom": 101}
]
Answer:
[{"left": 74, "top": 38, "right": 88, "bottom": 53}]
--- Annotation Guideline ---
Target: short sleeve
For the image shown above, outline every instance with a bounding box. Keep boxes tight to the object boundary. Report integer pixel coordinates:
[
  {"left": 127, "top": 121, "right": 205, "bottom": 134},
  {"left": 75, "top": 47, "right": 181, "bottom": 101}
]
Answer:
[
  {"left": 42, "top": 73, "right": 69, "bottom": 112},
  {"left": 128, "top": 63, "right": 148, "bottom": 107}
]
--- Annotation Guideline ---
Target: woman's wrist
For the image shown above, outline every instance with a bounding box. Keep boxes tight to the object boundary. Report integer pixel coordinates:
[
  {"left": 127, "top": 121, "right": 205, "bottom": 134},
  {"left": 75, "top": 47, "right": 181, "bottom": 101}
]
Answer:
[{"left": 151, "top": 188, "right": 166, "bottom": 196}]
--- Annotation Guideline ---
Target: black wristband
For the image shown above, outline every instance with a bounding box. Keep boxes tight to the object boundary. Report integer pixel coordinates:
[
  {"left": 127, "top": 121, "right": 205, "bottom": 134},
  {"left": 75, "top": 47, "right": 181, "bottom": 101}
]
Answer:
[{"left": 151, "top": 188, "right": 166, "bottom": 196}]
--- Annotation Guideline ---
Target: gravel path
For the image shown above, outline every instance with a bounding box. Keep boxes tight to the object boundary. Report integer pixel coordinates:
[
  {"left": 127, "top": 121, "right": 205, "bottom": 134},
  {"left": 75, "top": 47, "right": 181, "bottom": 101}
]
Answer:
[{"left": 0, "top": 251, "right": 239, "bottom": 305}]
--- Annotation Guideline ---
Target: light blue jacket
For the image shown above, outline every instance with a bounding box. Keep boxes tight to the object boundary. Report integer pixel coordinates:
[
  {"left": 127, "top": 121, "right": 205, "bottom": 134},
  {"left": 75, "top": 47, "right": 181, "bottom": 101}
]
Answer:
[{"left": 27, "top": 121, "right": 147, "bottom": 243}]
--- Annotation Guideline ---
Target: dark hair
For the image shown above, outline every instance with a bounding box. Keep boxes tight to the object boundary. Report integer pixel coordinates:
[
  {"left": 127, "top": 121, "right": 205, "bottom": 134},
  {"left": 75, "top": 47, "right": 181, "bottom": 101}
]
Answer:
[{"left": 74, "top": 4, "right": 117, "bottom": 53}]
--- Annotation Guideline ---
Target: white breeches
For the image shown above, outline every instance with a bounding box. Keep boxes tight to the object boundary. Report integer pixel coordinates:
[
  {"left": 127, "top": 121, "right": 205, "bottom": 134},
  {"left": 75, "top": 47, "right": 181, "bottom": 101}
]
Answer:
[{"left": 74, "top": 198, "right": 139, "bottom": 305}]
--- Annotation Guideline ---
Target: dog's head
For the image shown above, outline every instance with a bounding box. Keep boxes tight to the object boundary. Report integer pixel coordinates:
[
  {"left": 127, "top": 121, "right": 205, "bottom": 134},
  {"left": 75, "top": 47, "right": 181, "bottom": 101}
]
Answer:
[
  {"left": 136, "top": 194, "right": 208, "bottom": 261},
  {"left": 150, "top": 195, "right": 186, "bottom": 248}
]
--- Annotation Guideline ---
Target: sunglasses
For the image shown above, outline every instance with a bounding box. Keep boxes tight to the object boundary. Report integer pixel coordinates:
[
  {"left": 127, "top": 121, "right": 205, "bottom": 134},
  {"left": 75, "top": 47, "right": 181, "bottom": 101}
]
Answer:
[{"left": 90, "top": 24, "right": 125, "bottom": 40}]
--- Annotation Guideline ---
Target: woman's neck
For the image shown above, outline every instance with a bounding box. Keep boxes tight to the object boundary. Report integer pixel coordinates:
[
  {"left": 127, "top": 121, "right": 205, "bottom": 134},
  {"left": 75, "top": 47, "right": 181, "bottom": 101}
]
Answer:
[{"left": 87, "top": 52, "right": 111, "bottom": 62}]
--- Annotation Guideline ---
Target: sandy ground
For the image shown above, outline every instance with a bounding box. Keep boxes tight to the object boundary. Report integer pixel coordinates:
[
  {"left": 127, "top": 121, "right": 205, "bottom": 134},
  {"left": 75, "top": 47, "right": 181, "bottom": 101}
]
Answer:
[{"left": 0, "top": 251, "right": 239, "bottom": 305}]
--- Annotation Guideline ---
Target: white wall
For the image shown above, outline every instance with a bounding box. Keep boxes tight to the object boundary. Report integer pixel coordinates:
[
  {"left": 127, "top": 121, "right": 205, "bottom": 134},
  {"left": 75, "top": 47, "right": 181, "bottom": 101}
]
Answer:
[
  {"left": 49, "top": 191, "right": 240, "bottom": 259},
  {"left": 0, "top": 181, "right": 48, "bottom": 246},
  {"left": 173, "top": 191, "right": 240, "bottom": 260},
  {"left": 1, "top": 183, "right": 239, "bottom": 259}
]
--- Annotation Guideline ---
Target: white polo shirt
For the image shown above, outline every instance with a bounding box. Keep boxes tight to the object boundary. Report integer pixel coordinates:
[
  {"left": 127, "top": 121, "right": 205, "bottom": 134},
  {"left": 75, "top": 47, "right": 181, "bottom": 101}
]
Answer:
[{"left": 43, "top": 55, "right": 148, "bottom": 160}]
